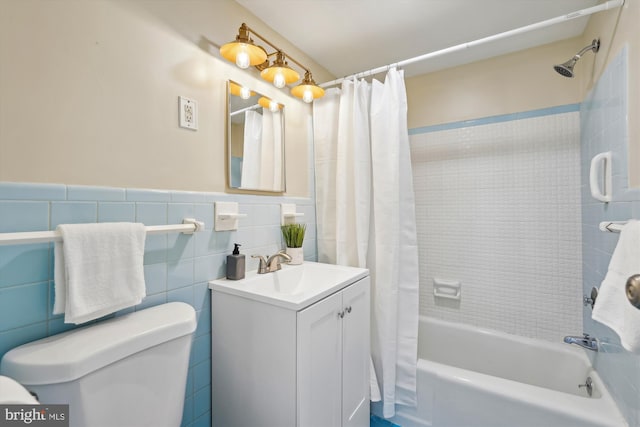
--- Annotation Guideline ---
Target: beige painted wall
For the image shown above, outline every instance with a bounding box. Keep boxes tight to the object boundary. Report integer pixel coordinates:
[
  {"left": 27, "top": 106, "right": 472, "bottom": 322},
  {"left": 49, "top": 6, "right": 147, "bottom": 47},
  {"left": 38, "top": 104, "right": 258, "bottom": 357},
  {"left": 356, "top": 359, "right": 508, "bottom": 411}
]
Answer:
[
  {"left": 0, "top": 0, "right": 332, "bottom": 196},
  {"left": 405, "top": 37, "right": 584, "bottom": 129},
  {"left": 582, "top": 0, "right": 639, "bottom": 186},
  {"left": 2, "top": 1, "right": 636, "bottom": 193},
  {"left": 406, "top": 0, "right": 638, "bottom": 187}
]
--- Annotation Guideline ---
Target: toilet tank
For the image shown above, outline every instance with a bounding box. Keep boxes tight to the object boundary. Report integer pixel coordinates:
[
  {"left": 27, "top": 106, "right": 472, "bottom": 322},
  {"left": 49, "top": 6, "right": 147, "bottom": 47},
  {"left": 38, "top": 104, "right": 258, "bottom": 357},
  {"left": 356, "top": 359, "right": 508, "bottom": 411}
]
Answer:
[{"left": 0, "top": 302, "right": 196, "bottom": 427}]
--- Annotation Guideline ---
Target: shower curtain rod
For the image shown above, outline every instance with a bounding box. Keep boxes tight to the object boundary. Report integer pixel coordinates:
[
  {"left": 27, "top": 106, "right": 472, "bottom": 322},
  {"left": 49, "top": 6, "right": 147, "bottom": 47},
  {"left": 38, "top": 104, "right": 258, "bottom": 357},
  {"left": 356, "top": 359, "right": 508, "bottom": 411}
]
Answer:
[
  {"left": 230, "top": 103, "right": 261, "bottom": 117},
  {"left": 320, "top": 0, "right": 624, "bottom": 88}
]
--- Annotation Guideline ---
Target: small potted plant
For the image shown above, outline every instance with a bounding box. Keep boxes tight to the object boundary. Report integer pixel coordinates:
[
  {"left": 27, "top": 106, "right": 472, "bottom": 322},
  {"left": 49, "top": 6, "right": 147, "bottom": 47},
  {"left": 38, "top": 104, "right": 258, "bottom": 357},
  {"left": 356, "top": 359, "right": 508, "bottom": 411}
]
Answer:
[{"left": 281, "top": 223, "right": 306, "bottom": 265}]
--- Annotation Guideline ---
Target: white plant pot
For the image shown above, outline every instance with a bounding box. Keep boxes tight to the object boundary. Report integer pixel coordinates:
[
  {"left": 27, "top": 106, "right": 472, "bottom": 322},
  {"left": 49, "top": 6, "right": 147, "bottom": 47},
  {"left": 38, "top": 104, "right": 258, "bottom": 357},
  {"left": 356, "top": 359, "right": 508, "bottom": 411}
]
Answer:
[{"left": 286, "top": 247, "right": 304, "bottom": 265}]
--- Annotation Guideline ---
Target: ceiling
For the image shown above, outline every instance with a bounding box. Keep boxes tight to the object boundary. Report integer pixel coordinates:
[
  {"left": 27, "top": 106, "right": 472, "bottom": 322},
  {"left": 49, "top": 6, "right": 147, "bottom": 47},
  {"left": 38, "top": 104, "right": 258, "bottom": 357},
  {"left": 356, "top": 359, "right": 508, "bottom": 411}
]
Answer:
[{"left": 234, "top": 0, "right": 599, "bottom": 82}]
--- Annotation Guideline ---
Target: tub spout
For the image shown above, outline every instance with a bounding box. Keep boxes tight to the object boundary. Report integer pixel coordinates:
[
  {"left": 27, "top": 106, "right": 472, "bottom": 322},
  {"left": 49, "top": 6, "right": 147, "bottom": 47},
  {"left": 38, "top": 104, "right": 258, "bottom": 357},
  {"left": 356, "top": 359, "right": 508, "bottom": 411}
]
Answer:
[{"left": 563, "top": 334, "right": 598, "bottom": 351}]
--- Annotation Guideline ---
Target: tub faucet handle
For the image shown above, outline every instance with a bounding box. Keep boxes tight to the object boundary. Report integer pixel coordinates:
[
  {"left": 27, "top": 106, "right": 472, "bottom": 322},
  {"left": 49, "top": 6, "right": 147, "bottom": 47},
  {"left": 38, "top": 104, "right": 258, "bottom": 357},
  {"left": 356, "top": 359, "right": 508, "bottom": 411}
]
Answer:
[
  {"left": 625, "top": 274, "right": 640, "bottom": 309},
  {"left": 583, "top": 287, "right": 598, "bottom": 309},
  {"left": 578, "top": 376, "right": 593, "bottom": 397}
]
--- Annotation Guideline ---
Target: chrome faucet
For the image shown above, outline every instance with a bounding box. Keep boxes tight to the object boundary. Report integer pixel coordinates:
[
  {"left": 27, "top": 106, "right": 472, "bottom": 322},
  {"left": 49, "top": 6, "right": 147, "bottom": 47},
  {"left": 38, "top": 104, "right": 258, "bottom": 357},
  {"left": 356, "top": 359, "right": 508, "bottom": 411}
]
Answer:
[
  {"left": 563, "top": 334, "right": 599, "bottom": 351},
  {"left": 252, "top": 251, "right": 292, "bottom": 274}
]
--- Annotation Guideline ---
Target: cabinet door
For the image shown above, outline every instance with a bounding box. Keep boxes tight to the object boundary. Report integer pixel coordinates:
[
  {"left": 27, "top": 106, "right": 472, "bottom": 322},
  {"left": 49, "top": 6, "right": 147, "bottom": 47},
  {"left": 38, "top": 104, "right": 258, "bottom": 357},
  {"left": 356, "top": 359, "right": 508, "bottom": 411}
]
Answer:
[
  {"left": 341, "top": 277, "right": 370, "bottom": 427},
  {"left": 297, "top": 290, "right": 343, "bottom": 427}
]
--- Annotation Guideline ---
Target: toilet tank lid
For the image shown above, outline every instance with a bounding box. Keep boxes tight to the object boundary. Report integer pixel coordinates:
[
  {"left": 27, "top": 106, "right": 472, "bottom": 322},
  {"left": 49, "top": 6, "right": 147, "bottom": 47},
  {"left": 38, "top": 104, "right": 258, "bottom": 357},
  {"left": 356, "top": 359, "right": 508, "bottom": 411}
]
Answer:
[{"left": 0, "top": 302, "right": 196, "bottom": 385}]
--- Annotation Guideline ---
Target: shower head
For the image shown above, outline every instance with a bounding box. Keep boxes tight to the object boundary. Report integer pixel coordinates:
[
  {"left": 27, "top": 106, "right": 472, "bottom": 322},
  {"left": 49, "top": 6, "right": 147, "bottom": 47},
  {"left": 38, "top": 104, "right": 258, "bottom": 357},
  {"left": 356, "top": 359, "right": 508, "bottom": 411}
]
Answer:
[
  {"left": 553, "top": 39, "right": 600, "bottom": 78},
  {"left": 553, "top": 59, "right": 578, "bottom": 78}
]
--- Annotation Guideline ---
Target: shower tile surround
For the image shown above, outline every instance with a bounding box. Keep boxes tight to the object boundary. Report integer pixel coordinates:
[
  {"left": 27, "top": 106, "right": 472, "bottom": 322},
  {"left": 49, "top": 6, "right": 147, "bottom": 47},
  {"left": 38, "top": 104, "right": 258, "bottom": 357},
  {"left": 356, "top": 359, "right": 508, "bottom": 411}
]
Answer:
[
  {"left": 410, "top": 106, "right": 583, "bottom": 342},
  {"left": 581, "top": 46, "right": 640, "bottom": 427},
  {"left": 408, "top": 45, "right": 639, "bottom": 426},
  {"left": 0, "top": 182, "right": 316, "bottom": 427}
]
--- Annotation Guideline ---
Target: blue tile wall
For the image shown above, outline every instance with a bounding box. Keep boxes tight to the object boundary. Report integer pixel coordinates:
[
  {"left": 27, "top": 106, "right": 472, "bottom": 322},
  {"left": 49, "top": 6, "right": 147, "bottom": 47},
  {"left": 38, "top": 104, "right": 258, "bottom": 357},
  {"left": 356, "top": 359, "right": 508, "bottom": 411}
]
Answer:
[
  {"left": 0, "top": 182, "right": 316, "bottom": 427},
  {"left": 408, "top": 104, "right": 580, "bottom": 135},
  {"left": 581, "top": 45, "right": 640, "bottom": 426}
]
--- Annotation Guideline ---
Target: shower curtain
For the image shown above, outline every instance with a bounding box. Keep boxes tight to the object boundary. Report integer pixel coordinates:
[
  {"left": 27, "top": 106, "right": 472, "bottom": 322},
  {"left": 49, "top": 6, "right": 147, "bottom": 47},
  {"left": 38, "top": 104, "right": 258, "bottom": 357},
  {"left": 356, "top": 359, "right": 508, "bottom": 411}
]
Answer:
[
  {"left": 241, "top": 108, "right": 283, "bottom": 190},
  {"left": 260, "top": 108, "right": 283, "bottom": 190},
  {"left": 313, "top": 68, "right": 419, "bottom": 418},
  {"left": 241, "top": 109, "right": 263, "bottom": 189}
]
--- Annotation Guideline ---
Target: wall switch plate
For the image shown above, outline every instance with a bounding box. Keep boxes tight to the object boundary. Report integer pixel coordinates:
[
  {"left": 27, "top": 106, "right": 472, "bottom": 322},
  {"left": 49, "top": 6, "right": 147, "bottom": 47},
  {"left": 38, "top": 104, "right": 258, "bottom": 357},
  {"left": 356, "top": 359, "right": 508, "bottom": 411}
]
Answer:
[{"left": 179, "top": 96, "right": 198, "bottom": 130}]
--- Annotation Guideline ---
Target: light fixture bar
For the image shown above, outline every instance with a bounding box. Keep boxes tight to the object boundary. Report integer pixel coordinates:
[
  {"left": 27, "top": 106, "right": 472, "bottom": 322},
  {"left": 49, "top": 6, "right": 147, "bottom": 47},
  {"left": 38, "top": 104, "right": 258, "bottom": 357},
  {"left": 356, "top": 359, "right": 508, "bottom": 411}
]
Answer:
[{"left": 237, "top": 24, "right": 310, "bottom": 75}]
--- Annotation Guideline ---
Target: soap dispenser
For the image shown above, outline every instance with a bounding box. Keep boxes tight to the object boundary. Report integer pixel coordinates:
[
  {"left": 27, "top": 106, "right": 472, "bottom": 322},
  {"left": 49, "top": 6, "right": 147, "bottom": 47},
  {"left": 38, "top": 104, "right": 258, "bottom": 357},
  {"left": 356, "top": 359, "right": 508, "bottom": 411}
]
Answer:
[{"left": 226, "top": 243, "right": 245, "bottom": 280}]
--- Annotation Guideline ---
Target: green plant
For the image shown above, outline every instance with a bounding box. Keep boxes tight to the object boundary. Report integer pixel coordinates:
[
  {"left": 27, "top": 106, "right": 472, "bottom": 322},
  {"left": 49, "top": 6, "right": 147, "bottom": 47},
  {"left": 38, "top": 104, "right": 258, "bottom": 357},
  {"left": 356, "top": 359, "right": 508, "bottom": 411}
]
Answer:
[{"left": 281, "top": 223, "right": 306, "bottom": 248}]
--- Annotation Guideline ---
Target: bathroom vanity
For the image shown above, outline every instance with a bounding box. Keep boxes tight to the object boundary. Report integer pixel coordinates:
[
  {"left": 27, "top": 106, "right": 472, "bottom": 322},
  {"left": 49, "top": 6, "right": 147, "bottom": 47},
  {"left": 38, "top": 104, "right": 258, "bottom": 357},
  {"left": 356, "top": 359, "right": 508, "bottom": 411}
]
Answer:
[{"left": 209, "top": 262, "right": 370, "bottom": 427}]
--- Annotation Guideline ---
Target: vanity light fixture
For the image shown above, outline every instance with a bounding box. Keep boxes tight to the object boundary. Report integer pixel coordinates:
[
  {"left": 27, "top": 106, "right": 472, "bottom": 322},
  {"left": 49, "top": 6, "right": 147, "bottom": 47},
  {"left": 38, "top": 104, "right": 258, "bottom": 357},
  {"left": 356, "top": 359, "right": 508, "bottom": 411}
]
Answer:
[
  {"left": 291, "top": 71, "right": 325, "bottom": 104},
  {"left": 229, "top": 81, "right": 255, "bottom": 100},
  {"left": 260, "top": 51, "right": 300, "bottom": 89},
  {"left": 258, "top": 96, "right": 283, "bottom": 112},
  {"left": 220, "top": 23, "right": 325, "bottom": 103},
  {"left": 220, "top": 23, "right": 267, "bottom": 69}
]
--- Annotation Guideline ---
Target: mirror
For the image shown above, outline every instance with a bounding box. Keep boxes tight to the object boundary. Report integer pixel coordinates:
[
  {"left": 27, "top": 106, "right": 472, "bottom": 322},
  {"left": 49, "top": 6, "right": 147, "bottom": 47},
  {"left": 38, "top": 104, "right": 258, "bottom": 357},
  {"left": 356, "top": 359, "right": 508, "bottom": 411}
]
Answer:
[{"left": 227, "top": 80, "right": 285, "bottom": 192}]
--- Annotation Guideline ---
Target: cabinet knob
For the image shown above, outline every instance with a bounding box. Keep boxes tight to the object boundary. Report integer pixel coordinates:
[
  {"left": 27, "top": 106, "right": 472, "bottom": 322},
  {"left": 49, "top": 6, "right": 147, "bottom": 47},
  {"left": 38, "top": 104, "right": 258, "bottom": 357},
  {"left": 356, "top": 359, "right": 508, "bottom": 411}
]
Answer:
[
  {"left": 338, "top": 310, "right": 345, "bottom": 318},
  {"left": 345, "top": 306, "right": 352, "bottom": 314}
]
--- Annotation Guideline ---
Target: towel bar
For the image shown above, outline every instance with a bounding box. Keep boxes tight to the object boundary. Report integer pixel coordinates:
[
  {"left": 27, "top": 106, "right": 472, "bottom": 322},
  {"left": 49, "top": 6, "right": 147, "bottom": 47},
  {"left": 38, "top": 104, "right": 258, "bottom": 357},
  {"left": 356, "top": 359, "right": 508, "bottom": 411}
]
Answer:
[{"left": 0, "top": 218, "right": 205, "bottom": 246}]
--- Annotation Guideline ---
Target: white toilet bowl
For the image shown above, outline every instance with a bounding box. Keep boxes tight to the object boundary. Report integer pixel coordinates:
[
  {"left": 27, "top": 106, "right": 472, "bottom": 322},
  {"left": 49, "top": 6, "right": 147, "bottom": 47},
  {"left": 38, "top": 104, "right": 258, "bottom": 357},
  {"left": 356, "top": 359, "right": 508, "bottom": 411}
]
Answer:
[{"left": 0, "top": 375, "right": 39, "bottom": 404}]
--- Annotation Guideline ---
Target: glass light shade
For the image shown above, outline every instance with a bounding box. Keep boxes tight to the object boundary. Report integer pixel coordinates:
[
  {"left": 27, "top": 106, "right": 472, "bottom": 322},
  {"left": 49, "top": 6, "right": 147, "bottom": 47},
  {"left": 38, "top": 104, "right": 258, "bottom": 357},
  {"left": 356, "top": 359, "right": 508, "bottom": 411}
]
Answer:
[
  {"left": 258, "top": 96, "right": 283, "bottom": 111},
  {"left": 273, "top": 71, "right": 286, "bottom": 89},
  {"left": 302, "top": 89, "right": 314, "bottom": 103},
  {"left": 229, "top": 82, "right": 255, "bottom": 99},
  {"left": 291, "top": 83, "right": 325, "bottom": 102},
  {"left": 236, "top": 49, "right": 250, "bottom": 69},
  {"left": 269, "top": 100, "right": 280, "bottom": 112},
  {"left": 240, "top": 86, "right": 251, "bottom": 100},
  {"left": 261, "top": 66, "right": 299, "bottom": 87},
  {"left": 220, "top": 41, "right": 267, "bottom": 68}
]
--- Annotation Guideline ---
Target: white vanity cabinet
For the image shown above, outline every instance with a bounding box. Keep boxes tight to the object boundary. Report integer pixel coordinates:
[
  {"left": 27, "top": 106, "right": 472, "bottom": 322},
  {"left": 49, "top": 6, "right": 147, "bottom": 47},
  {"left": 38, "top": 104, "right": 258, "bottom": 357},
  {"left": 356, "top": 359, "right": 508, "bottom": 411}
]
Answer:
[
  {"left": 209, "top": 262, "right": 370, "bottom": 427},
  {"left": 297, "top": 277, "right": 370, "bottom": 427}
]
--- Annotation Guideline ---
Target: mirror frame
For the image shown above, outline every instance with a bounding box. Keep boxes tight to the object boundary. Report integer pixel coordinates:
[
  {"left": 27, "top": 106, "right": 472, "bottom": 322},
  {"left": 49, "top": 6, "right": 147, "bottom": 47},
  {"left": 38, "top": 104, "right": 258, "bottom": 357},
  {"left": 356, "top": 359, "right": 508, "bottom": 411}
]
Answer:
[{"left": 225, "top": 80, "right": 286, "bottom": 194}]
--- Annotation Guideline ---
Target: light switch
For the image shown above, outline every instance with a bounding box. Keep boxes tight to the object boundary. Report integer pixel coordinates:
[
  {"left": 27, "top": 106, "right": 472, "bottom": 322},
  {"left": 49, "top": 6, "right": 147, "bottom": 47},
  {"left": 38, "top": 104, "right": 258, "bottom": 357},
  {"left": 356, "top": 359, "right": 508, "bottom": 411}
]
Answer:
[{"left": 179, "top": 96, "right": 198, "bottom": 130}]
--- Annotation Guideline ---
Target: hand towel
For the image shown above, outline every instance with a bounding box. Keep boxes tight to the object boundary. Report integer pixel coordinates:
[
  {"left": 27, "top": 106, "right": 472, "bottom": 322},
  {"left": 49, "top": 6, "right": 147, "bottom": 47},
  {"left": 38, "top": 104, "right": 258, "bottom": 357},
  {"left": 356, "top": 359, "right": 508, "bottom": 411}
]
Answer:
[
  {"left": 592, "top": 220, "right": 640, "bottom": 352},
  {"left": 54, "top": 222, "right": 146, "bottom": 324}
]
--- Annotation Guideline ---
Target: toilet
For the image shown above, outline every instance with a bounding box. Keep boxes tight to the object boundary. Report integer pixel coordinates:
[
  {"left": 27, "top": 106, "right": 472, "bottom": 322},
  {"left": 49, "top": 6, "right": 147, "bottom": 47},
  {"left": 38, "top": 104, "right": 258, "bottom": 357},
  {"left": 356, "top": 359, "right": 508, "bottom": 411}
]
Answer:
[
  {"left": 0, "top": 302, "right": 196, "bottom": 427},
  {"left": 0, "top": 375, "right": 39, "bottom": 404}
]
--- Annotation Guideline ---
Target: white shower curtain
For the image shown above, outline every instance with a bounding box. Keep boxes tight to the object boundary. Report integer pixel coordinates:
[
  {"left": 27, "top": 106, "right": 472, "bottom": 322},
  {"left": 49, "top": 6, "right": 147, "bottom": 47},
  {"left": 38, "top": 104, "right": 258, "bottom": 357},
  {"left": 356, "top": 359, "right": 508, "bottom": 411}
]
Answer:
[
  {"left": 241, "top": 109, "right": 263, "bottom": 189},
  {"left": 313, "top": 68, "right": 419, "bottom": 418},
  {"left": 241, "top": 108, "right": 283, "bottom": 190},
  {"left": 260, "top": 108, "right": 283, "bottom": 190}
]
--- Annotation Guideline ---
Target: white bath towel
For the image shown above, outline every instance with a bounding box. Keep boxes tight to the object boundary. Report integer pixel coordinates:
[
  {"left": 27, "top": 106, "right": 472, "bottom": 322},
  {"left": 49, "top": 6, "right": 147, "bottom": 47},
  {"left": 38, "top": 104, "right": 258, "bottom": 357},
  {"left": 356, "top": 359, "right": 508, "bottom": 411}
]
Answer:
[
  {"left": 54, "top": 222, "right": 146, "bottom": 324},
  {"left": 592, "top": 220, "right": 640, "bottom": 352}
]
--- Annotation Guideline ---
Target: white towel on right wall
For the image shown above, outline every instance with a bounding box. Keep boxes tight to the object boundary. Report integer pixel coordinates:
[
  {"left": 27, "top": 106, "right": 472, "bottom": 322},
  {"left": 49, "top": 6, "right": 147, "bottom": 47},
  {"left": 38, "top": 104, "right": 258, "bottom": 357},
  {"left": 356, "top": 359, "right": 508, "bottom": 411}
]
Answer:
[{"left": 592, "top": 220, "right": 640, "bottom": 353}]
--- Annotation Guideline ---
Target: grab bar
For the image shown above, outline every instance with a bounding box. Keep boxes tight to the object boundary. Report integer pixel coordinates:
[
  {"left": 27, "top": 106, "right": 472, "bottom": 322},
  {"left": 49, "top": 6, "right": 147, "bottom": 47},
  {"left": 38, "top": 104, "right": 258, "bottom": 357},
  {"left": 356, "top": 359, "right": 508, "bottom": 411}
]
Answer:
[
  {"left": 589, "top": 151, "right": 612, "bottom": 202},
  {"left": 0, "top": 218, "right": 205, "bottom": 246}
]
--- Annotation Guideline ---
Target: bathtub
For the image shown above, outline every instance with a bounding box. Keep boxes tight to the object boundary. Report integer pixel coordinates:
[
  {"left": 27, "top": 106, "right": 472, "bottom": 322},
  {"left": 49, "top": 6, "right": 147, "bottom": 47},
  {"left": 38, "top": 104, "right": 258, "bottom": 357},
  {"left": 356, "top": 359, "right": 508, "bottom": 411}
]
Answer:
[{"left": 372, "top": 316, "right": 627, "bottom": 427}]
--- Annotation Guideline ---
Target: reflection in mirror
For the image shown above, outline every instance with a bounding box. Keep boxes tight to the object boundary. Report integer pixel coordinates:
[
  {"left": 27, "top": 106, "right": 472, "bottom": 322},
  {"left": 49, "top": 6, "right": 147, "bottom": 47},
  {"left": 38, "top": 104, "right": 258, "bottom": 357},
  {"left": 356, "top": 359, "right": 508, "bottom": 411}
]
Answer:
[{"left": 228, "top": 80, "right": 285, "bottom": 192}]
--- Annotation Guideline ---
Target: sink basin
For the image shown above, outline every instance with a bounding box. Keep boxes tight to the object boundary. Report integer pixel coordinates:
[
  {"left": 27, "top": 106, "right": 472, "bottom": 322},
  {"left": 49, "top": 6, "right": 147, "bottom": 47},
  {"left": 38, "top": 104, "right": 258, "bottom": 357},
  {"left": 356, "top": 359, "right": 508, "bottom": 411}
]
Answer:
[{"left": 209, "top": 261, "right": 368, "bottom": 310}]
